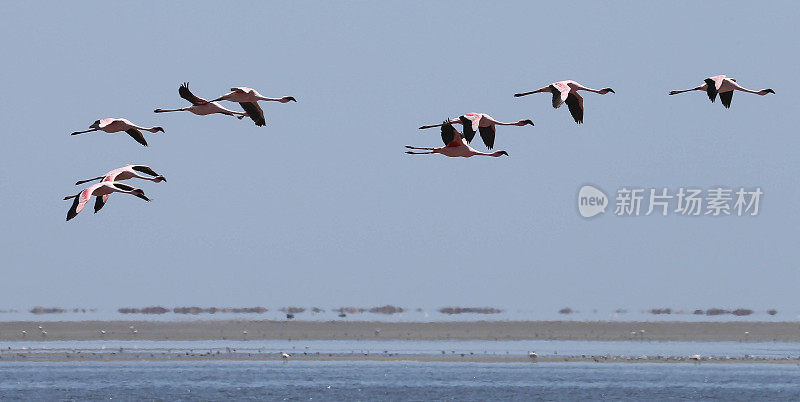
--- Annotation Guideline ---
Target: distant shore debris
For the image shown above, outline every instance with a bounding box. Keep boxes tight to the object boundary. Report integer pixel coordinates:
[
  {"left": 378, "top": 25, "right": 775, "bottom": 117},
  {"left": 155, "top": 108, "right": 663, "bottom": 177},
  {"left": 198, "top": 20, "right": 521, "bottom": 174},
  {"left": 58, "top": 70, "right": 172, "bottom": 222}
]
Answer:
[
  {"left": 30, "top": 307, "right": 64, "bottom": 315},
  {"left": 369, "top": 305, "right": 404, "bottom": 315},
  {"left": 28, "top": 307, "right": 95, "bottom": 315},
  {"left": 8, "top": 305, "right": 783, "bottom": 317},
  {"left": 118, "top": 306, "right": 169, "bottom": 314},
  {"left": 439, "top": 307, "right": 503, "bottom": 315},
  {"left": 174, "top": 307, "right": 268, "bottom": 315},
  {"left": 335, "top": 307, "right": 365, "bottom": 315}
]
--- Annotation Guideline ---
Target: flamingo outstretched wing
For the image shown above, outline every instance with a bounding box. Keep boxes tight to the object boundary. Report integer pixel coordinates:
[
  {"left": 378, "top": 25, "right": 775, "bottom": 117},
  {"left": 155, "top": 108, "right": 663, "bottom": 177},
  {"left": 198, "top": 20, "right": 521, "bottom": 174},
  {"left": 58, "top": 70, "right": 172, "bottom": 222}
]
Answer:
[
  {"left": 125, "top": 128, "right": 148, "bottom": 146},
  {"left": 66, "top": 188, "right": 92, "bottom": 221},
  {"left": 131, "top": 165, "right": 160, "bottom": 177},
  {"left": 704, "top": 76, "right": 725, "bottom": 102},
  {"left": 565, "top": 92, "right": 584, "bottom": 124},
  {"left": 441, "top": 120, "right": 462, "bottom": 146},
  {"left": 478, "top": 125, "right": 496, "bottom": 149},
  {"left": 459, "top": 115, "right": 478, "bottom": 144},
  {"left": 719, "top": 91, "right": 733, "bottom": 108},
  {"left": 94, "top": 196, "right": 108, "bottom": 213},
  {"left": 239, "top": 102, "right": 266, "bottom": 126},
  {"left": 179, "top": 82, "right": 208, "bottom": 106},
  {"left": 550, "top": 84, "right": 569, "bottom": 109}
]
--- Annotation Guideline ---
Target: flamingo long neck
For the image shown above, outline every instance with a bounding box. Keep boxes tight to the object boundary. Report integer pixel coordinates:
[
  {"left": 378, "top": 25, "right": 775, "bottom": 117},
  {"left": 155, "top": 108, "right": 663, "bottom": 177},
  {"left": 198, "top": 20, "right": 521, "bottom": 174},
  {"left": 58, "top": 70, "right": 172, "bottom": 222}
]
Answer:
[
  {"left": 728, "top": 81, "right": 769, "bottom": 95},
  {"left": 576, "top": 85, "right": 604, "bottom": 94},
  {"left": 256, "top": 96, "right": 284, "bottom": 102},
  {"left": 132, "top": 125, "right": 160, "bottom": 133},
  {"left": 472, "top": 150, "right": 504, "bottom": 157},
  {"left": 494, "top": 120, "right": 519, "bottom": 126},
  {"left": 733, "top": 86, "right": 761, "bottom": 94}
]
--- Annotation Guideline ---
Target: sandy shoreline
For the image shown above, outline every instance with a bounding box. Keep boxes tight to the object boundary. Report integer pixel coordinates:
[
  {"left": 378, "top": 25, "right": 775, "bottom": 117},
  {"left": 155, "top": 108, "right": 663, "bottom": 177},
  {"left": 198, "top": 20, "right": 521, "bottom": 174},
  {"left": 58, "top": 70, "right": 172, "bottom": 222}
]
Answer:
[{"left": 1, "top": 320, "right": 799, "bottom": 342}]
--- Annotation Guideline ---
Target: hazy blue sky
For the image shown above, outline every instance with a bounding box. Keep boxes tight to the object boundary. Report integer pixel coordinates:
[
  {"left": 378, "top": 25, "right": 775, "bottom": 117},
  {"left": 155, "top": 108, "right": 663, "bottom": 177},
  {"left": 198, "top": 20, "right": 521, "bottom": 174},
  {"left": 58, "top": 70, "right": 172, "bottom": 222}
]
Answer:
[{"left": 1, "top": 2, "right": 798, "bottom": 312}]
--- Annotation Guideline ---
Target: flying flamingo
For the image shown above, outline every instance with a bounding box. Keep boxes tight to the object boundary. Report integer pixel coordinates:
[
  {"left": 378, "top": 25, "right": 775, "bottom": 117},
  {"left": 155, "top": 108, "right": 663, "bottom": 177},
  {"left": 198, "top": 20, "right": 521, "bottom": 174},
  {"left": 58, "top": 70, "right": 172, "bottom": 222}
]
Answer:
[
  {"left": 71, "top": 118, "right": 164, "bottom": 146},
  {"left": 405, "top": 120, "right": 509, "bottom": 158},
  {"left": 210, "top": 87, "right": 296, "bottom": 126},
  {"left": 73, "top": 165, "right": 165, "bottom": 212},
  {"left": 668, "top": 75, "right": 774, "bottom": 108},
  {"left": 154, "top": 83, "right": 248, "bottom": 119},
  {"left": 418, "top": 113, "right": 533, "bottom": 149},
  {"left": 64, "top": 182, "right": 150, "bottom": 221},
  {"left": 514, "top": 80, "right": 614, "bottom": 124},
  {"left": 75, "top": 164, "right": 166, "bottom": 186}
]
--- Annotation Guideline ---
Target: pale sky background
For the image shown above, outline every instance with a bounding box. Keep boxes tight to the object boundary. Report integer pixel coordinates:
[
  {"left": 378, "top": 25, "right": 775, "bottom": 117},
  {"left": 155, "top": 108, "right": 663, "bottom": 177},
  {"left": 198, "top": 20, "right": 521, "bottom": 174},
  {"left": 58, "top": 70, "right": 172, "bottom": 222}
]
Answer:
[{"left": 0, "top": 2, "right": 798, "bottom": 313}]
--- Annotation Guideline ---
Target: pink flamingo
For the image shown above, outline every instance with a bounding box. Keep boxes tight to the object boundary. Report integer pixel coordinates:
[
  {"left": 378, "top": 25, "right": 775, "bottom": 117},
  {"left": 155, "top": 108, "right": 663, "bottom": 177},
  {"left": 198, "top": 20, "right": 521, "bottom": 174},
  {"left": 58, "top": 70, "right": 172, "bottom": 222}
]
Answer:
[
  {"left": 75, "top": 164, "right": 166, "bottom": 186},
  {"left": 419, "top": 113, "right": 533, "bottom": 149},
  {"left": 155, "top": 83, "right": 248, "bottom": 119},
  {"left": 514, "top": 80, "right": 614, "bottom": 124},
  {"left": 405, "top": 120, "right": 509, "bottom": 158},
  {"left": 71, "top": 118, "right": 164, "bottom": 146},
  {"left": 210, "top": 87, "right": 296, "bottom": 126},
  {"left": 64, "top": 182, "right": 150, "bottom": 221},
  {"left": 669, "top": 75, "right": 774, "bottom": 108}
]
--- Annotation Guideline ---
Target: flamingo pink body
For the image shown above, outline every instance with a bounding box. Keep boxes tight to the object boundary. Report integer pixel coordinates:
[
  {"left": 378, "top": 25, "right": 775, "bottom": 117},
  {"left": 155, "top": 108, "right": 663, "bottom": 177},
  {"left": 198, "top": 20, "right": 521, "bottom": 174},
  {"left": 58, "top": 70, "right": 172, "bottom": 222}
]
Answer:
[
  {"left": 70, "top": 118, "right": 164, "bottom": 146},
  {"left": 419, "top": 113, "right": 533, "bottom": 149},
  {"left": 154, "top": 83, "right": 247, "bottom": 118},
  {"left": 64, "top": 181, "right": 150, "bottom": 221},
  {"left": 210, "top": 86, "right": 296, "bottom": 127},
  {"left": 95, "top": 165, "right": 166, "bottom": 184},
  {"left": 406, "top": 120, "right": 509, "bottom": 158},
  {"left": 514, "top": 80, "right": 614, "bottom": 124},
  {"left": 668, "top": 75, "right": 774, "bottom": 108}
]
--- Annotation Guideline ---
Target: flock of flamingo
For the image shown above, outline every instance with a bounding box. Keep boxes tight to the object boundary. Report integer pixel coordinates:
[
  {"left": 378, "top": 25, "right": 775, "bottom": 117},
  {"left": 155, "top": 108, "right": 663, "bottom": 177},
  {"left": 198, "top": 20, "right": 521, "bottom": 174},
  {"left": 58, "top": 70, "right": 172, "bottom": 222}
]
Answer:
[
  {"left": 406, "top": 75, "right": 773, "bottom": 158},
  {"left": 65, "top": 85, "right": 296, "bottom": 221},
  {"left": 64, "top": 75, "right": 773, "bottom": 221}
]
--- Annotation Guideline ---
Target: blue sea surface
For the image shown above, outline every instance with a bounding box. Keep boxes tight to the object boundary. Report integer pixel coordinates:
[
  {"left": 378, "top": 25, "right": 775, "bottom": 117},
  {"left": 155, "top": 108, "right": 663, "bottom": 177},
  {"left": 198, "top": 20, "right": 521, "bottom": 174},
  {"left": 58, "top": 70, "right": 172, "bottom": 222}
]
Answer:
[{"left": 1, "top": 360, "right": 799, "bottom": 400}]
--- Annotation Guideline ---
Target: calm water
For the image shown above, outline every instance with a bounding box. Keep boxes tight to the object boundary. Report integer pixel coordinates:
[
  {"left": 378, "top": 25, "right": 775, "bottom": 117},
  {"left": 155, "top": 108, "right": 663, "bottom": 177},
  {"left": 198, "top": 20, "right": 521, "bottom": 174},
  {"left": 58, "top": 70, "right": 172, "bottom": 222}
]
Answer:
[
  {"left": 1, "top": 360, "right": 799, "bottom": 400},
  {"left": 3, "top": 339, "right": 800, "bottom": 359}
]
